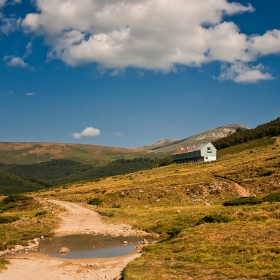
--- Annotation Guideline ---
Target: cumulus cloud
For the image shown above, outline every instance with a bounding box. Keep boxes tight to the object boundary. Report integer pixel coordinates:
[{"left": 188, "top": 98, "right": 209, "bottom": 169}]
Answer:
[
  {"left": 219, "top": 62, "right": 274, "bottom": 83},
  {"left": 72, "top": 127, "right": 101, "bottom": 139},
  {"left": 21, "top": 0, "right": 280, "bottom": 82},
  {"left": 4, "top": 56, "right": 27, "bottom": 67}
]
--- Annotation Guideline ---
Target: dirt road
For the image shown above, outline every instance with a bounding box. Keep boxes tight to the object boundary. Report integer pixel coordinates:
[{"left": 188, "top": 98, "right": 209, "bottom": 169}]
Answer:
[{"left": 0, "top": 200, "right": 148, "bottom": 280}]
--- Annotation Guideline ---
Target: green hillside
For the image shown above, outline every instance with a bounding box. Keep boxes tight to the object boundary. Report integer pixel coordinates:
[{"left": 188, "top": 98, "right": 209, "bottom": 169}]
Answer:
[
  {"left": 213, "top": 117, "right": 280, "bottom": 149},
  {"left": 0, "top": 142, "right": 156, "bottom": 165},
  {"left": 0, "top": 170, "right": 48, "bottom": 195},
  {"left": 1, "top": 157, "right": 158, "bottom": 186}
]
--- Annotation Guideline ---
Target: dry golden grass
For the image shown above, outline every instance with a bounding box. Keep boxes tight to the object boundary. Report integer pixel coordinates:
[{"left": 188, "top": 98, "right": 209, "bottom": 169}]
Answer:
[{"left": 2, "top": 136, "right": 280, "bottom": 278}]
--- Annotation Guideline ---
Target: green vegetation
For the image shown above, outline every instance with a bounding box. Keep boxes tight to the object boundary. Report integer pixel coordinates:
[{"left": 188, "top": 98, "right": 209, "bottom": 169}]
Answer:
[
  {"left": 0, "top": 170, "right": 45, "bottom": 195},
  {"left": 263, "top": 192, "right": 280, "bottom": 203},
  {"left": 0, "top": 158, "right": 160, "bottom": 194},
  {"left": 0, "top": 215, "right": 20, "bottom": 224},
  {"left": 196, "top": 213, "right": 232, "bottom": 225},
  {"left": 223, "top": 197, "right": 263, "bottom": 206},
  {"left": 0, "top": 142, "right": 158, "bottom": 165},
  {"left": 213, "top": 117, "right": 280, "bottom": 150},
  {"left": 0, "top": 195, "right": 61, "bottom": 251},
  {"left": 88, "top": 197, "right": 102, "bottom": 206}
]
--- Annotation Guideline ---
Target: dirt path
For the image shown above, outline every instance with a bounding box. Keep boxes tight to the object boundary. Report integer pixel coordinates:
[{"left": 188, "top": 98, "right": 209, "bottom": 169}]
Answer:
[
  {"left": 0, "top": 200, "right": 149, "bottom": 280},
  {"left": 233, "top": 183, "right": 251, "bottom": 197}
]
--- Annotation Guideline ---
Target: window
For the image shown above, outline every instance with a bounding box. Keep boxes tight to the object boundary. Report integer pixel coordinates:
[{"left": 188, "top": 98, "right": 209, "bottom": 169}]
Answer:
[{"left": 207, "top": 147, "right": 212, "bottom": 153}]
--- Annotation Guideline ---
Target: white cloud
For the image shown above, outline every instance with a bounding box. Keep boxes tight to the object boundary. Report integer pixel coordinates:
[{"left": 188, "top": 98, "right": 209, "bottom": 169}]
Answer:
[
  {"left": 23, "top": 42, "right": 33, "bottom": 58},
  {"left": 4, "top": 56, "right": 28, "bottom": 67},
  {"left": 26, "top": 92, "right": 35, "bottom": 96},
  {"left": 113, "top": 132, "right": 123, "bottom": 137},
  {"left": 0, "top": 17, "right": 21, "bottom": 34},
  {"left": 21, "top": 0, "right": 280, "bottom": 83},
  {"left": 219, "top": 62, "right": 274, "bottom": 83},
  {"left": 0, "top": 0, "right": 6, "bottom": 8},
  {"left": 72, "top": 127, "right": 101, "bottom": 139}
]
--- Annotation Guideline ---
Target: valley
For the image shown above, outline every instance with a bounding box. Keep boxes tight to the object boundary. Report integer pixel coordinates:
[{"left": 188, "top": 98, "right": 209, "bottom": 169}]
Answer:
[{"left": 0, "top": 119, "right": 280, "bottom": 279}]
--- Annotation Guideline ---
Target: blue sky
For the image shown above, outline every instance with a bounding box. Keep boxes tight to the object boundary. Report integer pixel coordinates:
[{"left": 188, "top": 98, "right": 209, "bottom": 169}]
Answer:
[{"left": 0, "top": 0, "right": 280, "bottom": 148}]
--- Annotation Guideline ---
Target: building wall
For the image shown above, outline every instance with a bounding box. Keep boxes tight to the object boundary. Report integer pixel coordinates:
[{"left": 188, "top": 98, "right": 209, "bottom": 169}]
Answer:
[{"left": 200, "top": 143, "right": 217, "bottom": 158}]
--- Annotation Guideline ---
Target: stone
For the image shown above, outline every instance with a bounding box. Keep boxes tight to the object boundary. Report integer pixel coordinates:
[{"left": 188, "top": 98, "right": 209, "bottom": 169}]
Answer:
[
  {"left": 123, "top": 241, "right": 128, "bottom": 245},
  {"left": 14, "top": 245, "right": 25, "bottom": 251},
  {"left": 59, "top": 247, "right": 70, "bottom": 254}
]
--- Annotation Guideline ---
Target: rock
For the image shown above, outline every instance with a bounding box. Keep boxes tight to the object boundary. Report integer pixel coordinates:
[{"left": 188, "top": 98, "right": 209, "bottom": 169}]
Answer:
[
  {"left": 123, "top": 241, "right": 128, "bottom": 245},
  {"left": 151, "top": 232, "right": 160, "bottom": 239},
  {"left": 59, "top": 247, "right": 70, "bottom": 254},
  {"left": 114, "top": 276, "right": 122, "bottom": 280},
  {"left": 142, "top": 239, "right": 149, "bottom": 245},
  {"left": 14, "top": 245, "right": 25, "bottom": 251},
  {"left": 92, "top": 246, "right": 95, "bottom": 249}
]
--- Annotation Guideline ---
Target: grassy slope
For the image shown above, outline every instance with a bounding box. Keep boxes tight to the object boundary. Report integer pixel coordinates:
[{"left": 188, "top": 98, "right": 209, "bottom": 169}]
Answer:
[
  {"left": 0, "top": 170, "right": 47, "bottom": 195},
  {"left": 0, "top": 142, "right": 158, "bottom": 165},
  {"left": 1, "top": 136, "right": 280, "bottom": 278}
]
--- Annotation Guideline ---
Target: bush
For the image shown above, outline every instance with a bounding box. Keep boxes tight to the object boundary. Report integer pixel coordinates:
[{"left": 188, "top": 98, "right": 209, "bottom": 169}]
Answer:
[
  {"left": 2, "top": 194, "right": 32, "bottom": 204},
  {"left": 196, "top": 214, "right": 232, "bottom": 225},
  {"left": 223, "top": 197, "right": 263, "bottom": 206},
  {"left": 263, "top": 192, "right": 280, "bottom": 203},
  {"left": 112, "top": 203, "right": 121, "bottom": 208},
  {"left": 88, "top": 197, "right": 102, "bottom": 206},
  {"left": 166, "top": 227, "right": 183, "bottom": 237},
  {"left": 35, "top": 210, "right": 47, "bottom": 216},
  {"left": 0, "top": 215, "right": 20, "bottom": 224},
  {"left": 260, "top": 170, "right": 275, "bottom": 177}
]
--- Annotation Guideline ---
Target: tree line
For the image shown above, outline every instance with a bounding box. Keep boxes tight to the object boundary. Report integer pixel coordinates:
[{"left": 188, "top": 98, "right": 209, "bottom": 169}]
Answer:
[{"left": 212, "top": 117, "right": 280, "bottom": 150}]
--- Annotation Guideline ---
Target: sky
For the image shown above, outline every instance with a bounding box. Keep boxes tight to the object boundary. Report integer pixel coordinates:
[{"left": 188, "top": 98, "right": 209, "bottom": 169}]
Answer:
[{"left": 0, "top": 0, "right": 280, "bottom": 148}]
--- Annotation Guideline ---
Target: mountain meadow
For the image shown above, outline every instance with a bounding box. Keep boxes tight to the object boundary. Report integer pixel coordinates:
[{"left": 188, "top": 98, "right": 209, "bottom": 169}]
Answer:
[{"left": 0, "top": 118, "right": 280, "bottom": 279}]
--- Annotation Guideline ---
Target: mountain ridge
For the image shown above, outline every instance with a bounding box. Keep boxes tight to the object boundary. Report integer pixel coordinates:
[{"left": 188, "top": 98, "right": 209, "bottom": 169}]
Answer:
[
  {"left": 0, "top": 123, "right": 249, "bottom": 165},
  {"left": 138, "top": 123, "right": 250, "bottom": 152}
]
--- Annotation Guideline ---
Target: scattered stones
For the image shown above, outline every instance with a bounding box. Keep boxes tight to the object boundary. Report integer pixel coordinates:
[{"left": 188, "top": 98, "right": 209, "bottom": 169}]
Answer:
[{"left": 0, "top": 237, "right": 42, "bottom": 257}]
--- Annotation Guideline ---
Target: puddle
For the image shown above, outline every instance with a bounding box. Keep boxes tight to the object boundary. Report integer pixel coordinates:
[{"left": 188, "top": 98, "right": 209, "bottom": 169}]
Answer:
[{"left": 38, "top": 235, "right": 146, "bottom": 259}]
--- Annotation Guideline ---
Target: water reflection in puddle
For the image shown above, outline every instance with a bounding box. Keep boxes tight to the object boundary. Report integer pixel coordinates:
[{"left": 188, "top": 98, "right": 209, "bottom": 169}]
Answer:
[{"left": 38, "top": 235, "right": 144, "bottom": 259}]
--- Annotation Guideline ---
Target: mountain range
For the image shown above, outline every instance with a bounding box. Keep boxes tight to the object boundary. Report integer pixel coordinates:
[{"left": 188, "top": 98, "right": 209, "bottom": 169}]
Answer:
[{"left": 0, "top": 123, "right": 249, "bottom": 165}]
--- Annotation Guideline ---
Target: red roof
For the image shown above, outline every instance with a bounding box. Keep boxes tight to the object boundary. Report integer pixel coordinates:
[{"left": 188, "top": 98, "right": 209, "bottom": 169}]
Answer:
[{"left": 172, "top": 144, "right": 204, "bottom": 156}]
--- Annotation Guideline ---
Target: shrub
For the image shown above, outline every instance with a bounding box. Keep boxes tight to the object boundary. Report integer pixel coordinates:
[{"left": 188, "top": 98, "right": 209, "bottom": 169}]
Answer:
[
  {"left": 196, "top": 214, "right": 232, "bottom": 225},
  {"left": 88, "top": 197, "right": 102, "bottom": 206},
  {"left": 97, "top": 211, "right": 114, "bottom": 217},
  {"left": 223, "top": 197, "right": 263, "bottom": 206},
  {"left": 0, "top": 215, "right": 20, "bottom": 224},
  {"left": 263, "top": 192, "right": 280, "bottom": 203},
  {"left": 35, "top": 210, "right": 47, "bottom": 216},
  {"left": 260, "top": 170, "right": 275, "bottom": 177},
  {"left": 166, "top": 227, "right": 183, "bottom": 237},
  {"left": 2, "top": 194, "right": 32, "bottom": 204},
  {"left": 112, "top": 203, "right": 121, "bottom": 208}
]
